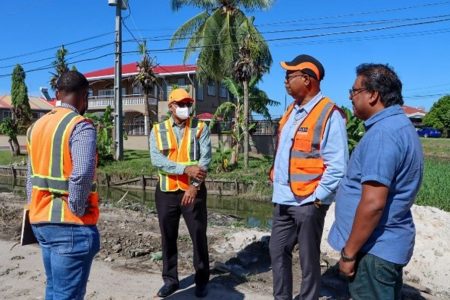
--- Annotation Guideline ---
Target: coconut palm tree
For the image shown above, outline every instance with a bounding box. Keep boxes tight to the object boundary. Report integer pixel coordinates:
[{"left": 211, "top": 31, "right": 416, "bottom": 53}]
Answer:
[
  {"left": 170, "top": 0, "right": 273, "bottom": 82},
  {"left": 233, "top": 18, "right": 271, "bottom": 168},
  {"left": 133, "top": 42, "right": 158, "bottom": 136}
]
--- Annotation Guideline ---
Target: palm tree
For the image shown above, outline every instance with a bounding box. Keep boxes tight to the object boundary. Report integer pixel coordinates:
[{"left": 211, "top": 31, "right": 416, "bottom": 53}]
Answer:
[
  {"left": 212, "top": 77, "right": 278, "bottom": 165},
  {"left": 170, "top": 0, "right": 273, "bottom": 82},
  {"left": 170, "top": 1, "right": 273, "bottom": 168},
  {"left": 233, "top": 18, "right": 271, "bottom": 168},
  {"left": 133, "top": 42, "right": 158, "bottom": 136}
]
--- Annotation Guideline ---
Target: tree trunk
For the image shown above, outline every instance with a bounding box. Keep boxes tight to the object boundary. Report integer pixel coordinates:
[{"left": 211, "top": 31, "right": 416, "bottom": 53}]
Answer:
[
  {"left": 243, "top": 79, "right": 249, "bottom": 169},
  {"left": 143, "top": 92, "right": 151, "bottom": 139},
  {"left": 11, "top": 136, "right": 21, "bottom": 156}
]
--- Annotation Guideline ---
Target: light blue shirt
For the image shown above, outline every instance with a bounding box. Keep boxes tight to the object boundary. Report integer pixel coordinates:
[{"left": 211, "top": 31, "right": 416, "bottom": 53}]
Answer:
[
  {"left": 149, "top": 116, "right": 212, "bottom": 176},
  {"left": 328, "top": 105, "right": 424, "bottom": 265},
  {"left": 272, "top": 92, "right": 348, "bottom": 206}
]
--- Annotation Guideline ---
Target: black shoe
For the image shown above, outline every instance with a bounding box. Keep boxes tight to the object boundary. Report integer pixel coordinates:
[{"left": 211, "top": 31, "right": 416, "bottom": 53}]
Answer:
[
  {"left": 195, "top": 284, "right": 208, "bottom": 298},
  {"left": 157, "top": 283, "right": 179, "bottom": 298}
]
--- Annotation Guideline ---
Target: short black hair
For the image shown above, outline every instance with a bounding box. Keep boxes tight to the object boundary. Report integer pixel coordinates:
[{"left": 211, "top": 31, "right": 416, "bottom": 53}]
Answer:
[
  {"left": 56, "top": 71, "right": 89, "bottom": 93},
  {"left": 356, "top": 63, "right": 403, "bottom": 107}
]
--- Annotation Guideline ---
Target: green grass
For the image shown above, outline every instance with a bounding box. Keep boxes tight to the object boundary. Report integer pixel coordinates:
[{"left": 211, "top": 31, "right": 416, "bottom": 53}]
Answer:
[
  {"left": 97, "top": 150, "right": 156, "bottom": 177},
  {"left": 0, "top": 151, "right": 27, "bottom": 166},
  {"left": 416, "top": 157, "right": 450, "bottom": 211},
  {"left": 420, "top": 138, "right": 450, "bottom": 159}
]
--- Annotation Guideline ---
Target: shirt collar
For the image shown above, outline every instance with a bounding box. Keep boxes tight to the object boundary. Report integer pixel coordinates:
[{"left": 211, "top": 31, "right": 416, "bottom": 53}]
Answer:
[
  {"left": 294, "top": 91, "right": 323, "bottom": 113},
  {"left": 170, "top": 115, "right": 188, "bottom": 128},
  {"left": 58, "top": 102, "right": 80, "bottom": 114},
  {"left": 364, "top": 105, "right": 404, "bottom": 129}
]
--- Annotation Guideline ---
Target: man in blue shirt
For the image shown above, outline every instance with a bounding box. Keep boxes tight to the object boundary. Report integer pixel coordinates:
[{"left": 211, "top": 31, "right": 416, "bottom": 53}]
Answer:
[
  {"left": 328, "top": 64, "right": 424, "bottom": 300},
  {"left": 269, "top": 54, "right": 348, "bottom": 300}
]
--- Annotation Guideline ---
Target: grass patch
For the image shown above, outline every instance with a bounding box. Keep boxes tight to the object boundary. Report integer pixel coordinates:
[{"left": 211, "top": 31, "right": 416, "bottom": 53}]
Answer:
[
  {"left": 415, "top": 157, "right": 450, "bottom": 212},
  {"left": 97, "top": 150, "right": 156, "bottom": 177},
  {"left": 0, "top": 151, "right": 27, "bottom": 166},
  {"left": 420, "top": 138, "right": 450, "bottom": 159}
]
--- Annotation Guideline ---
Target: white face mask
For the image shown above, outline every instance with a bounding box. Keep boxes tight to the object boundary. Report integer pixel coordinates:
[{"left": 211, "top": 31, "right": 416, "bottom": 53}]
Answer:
[{"left": 175, "top": 106, "right": 190, "bottom": 120}]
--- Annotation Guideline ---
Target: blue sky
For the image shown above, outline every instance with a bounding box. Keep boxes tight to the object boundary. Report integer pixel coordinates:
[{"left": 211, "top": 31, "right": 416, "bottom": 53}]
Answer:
[{"left": 1, "top": 0, "right": 449, "bottom": 118}]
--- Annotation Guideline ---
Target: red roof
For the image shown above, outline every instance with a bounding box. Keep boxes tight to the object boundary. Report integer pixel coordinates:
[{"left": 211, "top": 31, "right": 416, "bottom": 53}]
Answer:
[
  {"left": 0, "top": 95, "right": 55, "bottom": 110},
  {"left": 84, "top": 63, "right": 197, "bottom": 79},
  {"left": 402, "top": 105, "right": 426, "bottom": 116}
]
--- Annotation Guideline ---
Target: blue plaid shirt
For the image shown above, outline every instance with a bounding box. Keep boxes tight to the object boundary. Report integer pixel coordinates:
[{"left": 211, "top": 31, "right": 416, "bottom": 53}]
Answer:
[{"left": 27, "top": 103, "right": 97, "bottom": 217}]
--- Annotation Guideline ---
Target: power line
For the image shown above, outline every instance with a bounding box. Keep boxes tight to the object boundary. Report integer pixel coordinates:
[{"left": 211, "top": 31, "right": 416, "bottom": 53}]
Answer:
[{"left": 0, "top": 32, "right": 114, "bottom": 63}]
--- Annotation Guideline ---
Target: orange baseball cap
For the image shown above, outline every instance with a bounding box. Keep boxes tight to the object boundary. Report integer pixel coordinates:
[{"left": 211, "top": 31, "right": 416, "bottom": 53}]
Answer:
[{"left": 168, "top": 88, "right": 194, "bottom": 104}]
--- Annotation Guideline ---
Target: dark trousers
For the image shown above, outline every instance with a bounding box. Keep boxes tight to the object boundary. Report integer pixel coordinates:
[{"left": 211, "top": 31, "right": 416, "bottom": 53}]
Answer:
[
  {"left": 269, "top": 203, "right": 329, "bottom": 300},
  {"left": 349, "top": 253, "right": 404, "bottom": 300},
  {"left": 155, "top": 184, "right": 209, "bottom": 287}
]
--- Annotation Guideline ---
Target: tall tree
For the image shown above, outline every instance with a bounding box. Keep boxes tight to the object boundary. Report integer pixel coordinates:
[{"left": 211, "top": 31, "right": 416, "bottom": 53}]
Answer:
[
  {"left": 50, "top": 45, "right": 69, "bottom": 91},
  {"left": 133, "top": 42, "right": 158, "bottom": 136},
  {"left": 233, "top": 18, "right": 271, "bottom": 168},
  {"left": 170, "top": 0, "right": 273, "bottom": 82},
  {"left": 170, "top": 0, "right": 273, "bottom": 168},
  {"left": 0, "top": 64, "right": 31, "bottom": 156}
]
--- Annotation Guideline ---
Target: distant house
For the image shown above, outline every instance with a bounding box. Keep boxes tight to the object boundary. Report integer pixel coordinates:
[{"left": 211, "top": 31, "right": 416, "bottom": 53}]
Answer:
[
  {"left": 84, "top": 63, "right": 231, "bottom": 136},
  {"left": 402, "top": 105, "right": 426, "bottom": 127},
  {"left": 0, "top": 95, "right": 54, "bottom": 122}
]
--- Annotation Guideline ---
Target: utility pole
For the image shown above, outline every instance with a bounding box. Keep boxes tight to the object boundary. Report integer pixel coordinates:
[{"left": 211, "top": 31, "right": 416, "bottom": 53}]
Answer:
[{"left": 109, "top": 0, "right": 126, "bottom": 160}]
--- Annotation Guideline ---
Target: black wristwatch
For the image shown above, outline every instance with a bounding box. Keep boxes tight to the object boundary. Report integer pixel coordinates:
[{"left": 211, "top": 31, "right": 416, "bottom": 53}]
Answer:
[{"left": 340, "top": 248, "right": 356, "bottom": 262}]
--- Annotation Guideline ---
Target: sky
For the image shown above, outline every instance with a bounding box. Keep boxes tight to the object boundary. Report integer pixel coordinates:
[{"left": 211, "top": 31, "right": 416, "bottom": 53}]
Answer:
[{"left": 1, "top": 0, "right": 450, "bottom": 118}]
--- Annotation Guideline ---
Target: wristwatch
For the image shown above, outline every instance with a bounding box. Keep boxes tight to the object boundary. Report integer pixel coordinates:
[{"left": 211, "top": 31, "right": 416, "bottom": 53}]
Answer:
[{"left": 340, "top": 248, "right": 356, "bottom": 262}]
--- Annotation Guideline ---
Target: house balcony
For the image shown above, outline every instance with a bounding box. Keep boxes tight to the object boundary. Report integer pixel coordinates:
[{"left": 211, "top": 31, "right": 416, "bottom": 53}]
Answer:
[{"left": 88, "top": 94, "right": 157, "bottom": 110}]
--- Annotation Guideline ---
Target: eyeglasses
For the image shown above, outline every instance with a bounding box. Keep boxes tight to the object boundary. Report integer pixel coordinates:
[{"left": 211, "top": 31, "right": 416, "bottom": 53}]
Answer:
[
  {"left": 175, "top": 102, "right": 192, "bottom": 108},
  {"left": 349, "top": 87, "right": 367, "bottom": 97},
  {"left": 285, "top": 72, "right": 306, "bottom": 82}
]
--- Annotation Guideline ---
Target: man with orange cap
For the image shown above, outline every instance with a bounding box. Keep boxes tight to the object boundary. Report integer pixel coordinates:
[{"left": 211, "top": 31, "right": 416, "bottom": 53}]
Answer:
[
  {"left": 269, "top": 54, "right": 348, "bottom": 300},
  {"left": 150, "top": 88, "right": 211, "bottom": 298}
]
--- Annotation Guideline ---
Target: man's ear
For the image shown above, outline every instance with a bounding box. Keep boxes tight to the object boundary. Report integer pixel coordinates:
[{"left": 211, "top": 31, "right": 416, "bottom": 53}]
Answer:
[
  {"left": 368, "top": 91, "right": 380, "bottom": 105},
  {"left": 55, "top": 90, "right": 61, "bottom": 100}
]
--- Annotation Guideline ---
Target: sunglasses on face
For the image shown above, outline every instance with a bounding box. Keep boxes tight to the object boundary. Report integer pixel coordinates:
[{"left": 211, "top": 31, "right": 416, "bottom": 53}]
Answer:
[{"left": 175, "top": 102, "right": 192, "bottom": 108}]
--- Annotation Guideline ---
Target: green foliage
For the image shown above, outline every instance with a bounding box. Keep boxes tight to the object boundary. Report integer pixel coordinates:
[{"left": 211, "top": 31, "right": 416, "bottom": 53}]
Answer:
[
  {"left": 11, "top": 64, "right": 31, "bottom": 131},
  {"left": 423, "top": 95, "right": 450, "bottom": 136},
  {"left": 86, "top": 106, "right": 115, "bottom": 165},
  {"left": 213, "top": 142, "right": 232, "bottom": 172},
  {"left": 341, "top": 106, "right": 365, "bottom": 154},
  {"left": 170, "top": 0, "right": 273, "bottom": 82},
  {"left": 50, "top": 45, "right": 69, "bottom": 91},
  {"left": 0, "top": 118, "right": 17, "bottom": 138}
]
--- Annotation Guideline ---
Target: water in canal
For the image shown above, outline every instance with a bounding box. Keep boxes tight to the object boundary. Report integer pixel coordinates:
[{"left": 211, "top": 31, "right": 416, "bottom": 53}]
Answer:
[{"left": 0, "top": 176, "right": 273, "bottom": 229}]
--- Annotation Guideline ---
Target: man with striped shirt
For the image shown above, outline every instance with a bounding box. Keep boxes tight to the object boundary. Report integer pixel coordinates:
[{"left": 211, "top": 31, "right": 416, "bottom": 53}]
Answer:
[{"left": 26, "top": 71, "right": 100, "bottom": 299}]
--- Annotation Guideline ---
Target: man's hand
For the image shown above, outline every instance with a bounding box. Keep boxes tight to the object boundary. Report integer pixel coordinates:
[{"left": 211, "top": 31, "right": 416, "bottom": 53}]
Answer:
[
  {"left": 339, "top": 259, "right": 356, "bottom": 278},
  {"left": 181, "top": 185, "right": 198, "bottom": 206},
  {"left": 184, "top": 165, "right": 207, "bottom": 181}
]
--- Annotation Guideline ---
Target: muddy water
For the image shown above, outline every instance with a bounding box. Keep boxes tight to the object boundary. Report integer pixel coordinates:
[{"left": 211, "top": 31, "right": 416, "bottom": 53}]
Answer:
[{"left": 0, "top": 176, "right": 273, "bottom": 229}]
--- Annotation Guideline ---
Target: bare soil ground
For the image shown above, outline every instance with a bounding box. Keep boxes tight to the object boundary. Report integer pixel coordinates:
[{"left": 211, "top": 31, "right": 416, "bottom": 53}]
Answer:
[{"left": 0, "top": 192, "right": 444, "bottom": 299}]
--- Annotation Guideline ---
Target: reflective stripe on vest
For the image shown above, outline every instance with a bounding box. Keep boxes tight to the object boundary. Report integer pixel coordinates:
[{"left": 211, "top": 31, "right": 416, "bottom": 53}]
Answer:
[
  {"left": 270, "top": 98, "right": 336, "bottom": 197},
  {"left": 153, "top": 117, "right": 204, "bottom": 192},
  {"left": 28, "top": 107, "right": 99, "bottom": 225}
]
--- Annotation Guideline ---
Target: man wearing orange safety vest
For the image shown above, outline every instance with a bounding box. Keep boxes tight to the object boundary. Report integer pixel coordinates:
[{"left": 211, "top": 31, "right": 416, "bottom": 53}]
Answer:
[
  {"left": 26, "top": 71, "right": 100, "bottom": 299},
  {"left": 269, "top": 54, "right": 348, "bottom": 300},
  {"left": 150, "top": 88, "right": 211, "bottom": 298}
]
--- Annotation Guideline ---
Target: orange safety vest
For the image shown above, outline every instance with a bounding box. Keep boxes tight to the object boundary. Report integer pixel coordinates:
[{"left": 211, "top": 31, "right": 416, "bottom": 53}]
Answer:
[
  {"left": 153, "top": 117, "right": 205, "bottom": 192},
  {"left": 270, "top": 97, "right": 337, "bottom": 197},
  {"left": 26, "top": 107, "right": 99, "bottom": 225}
]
